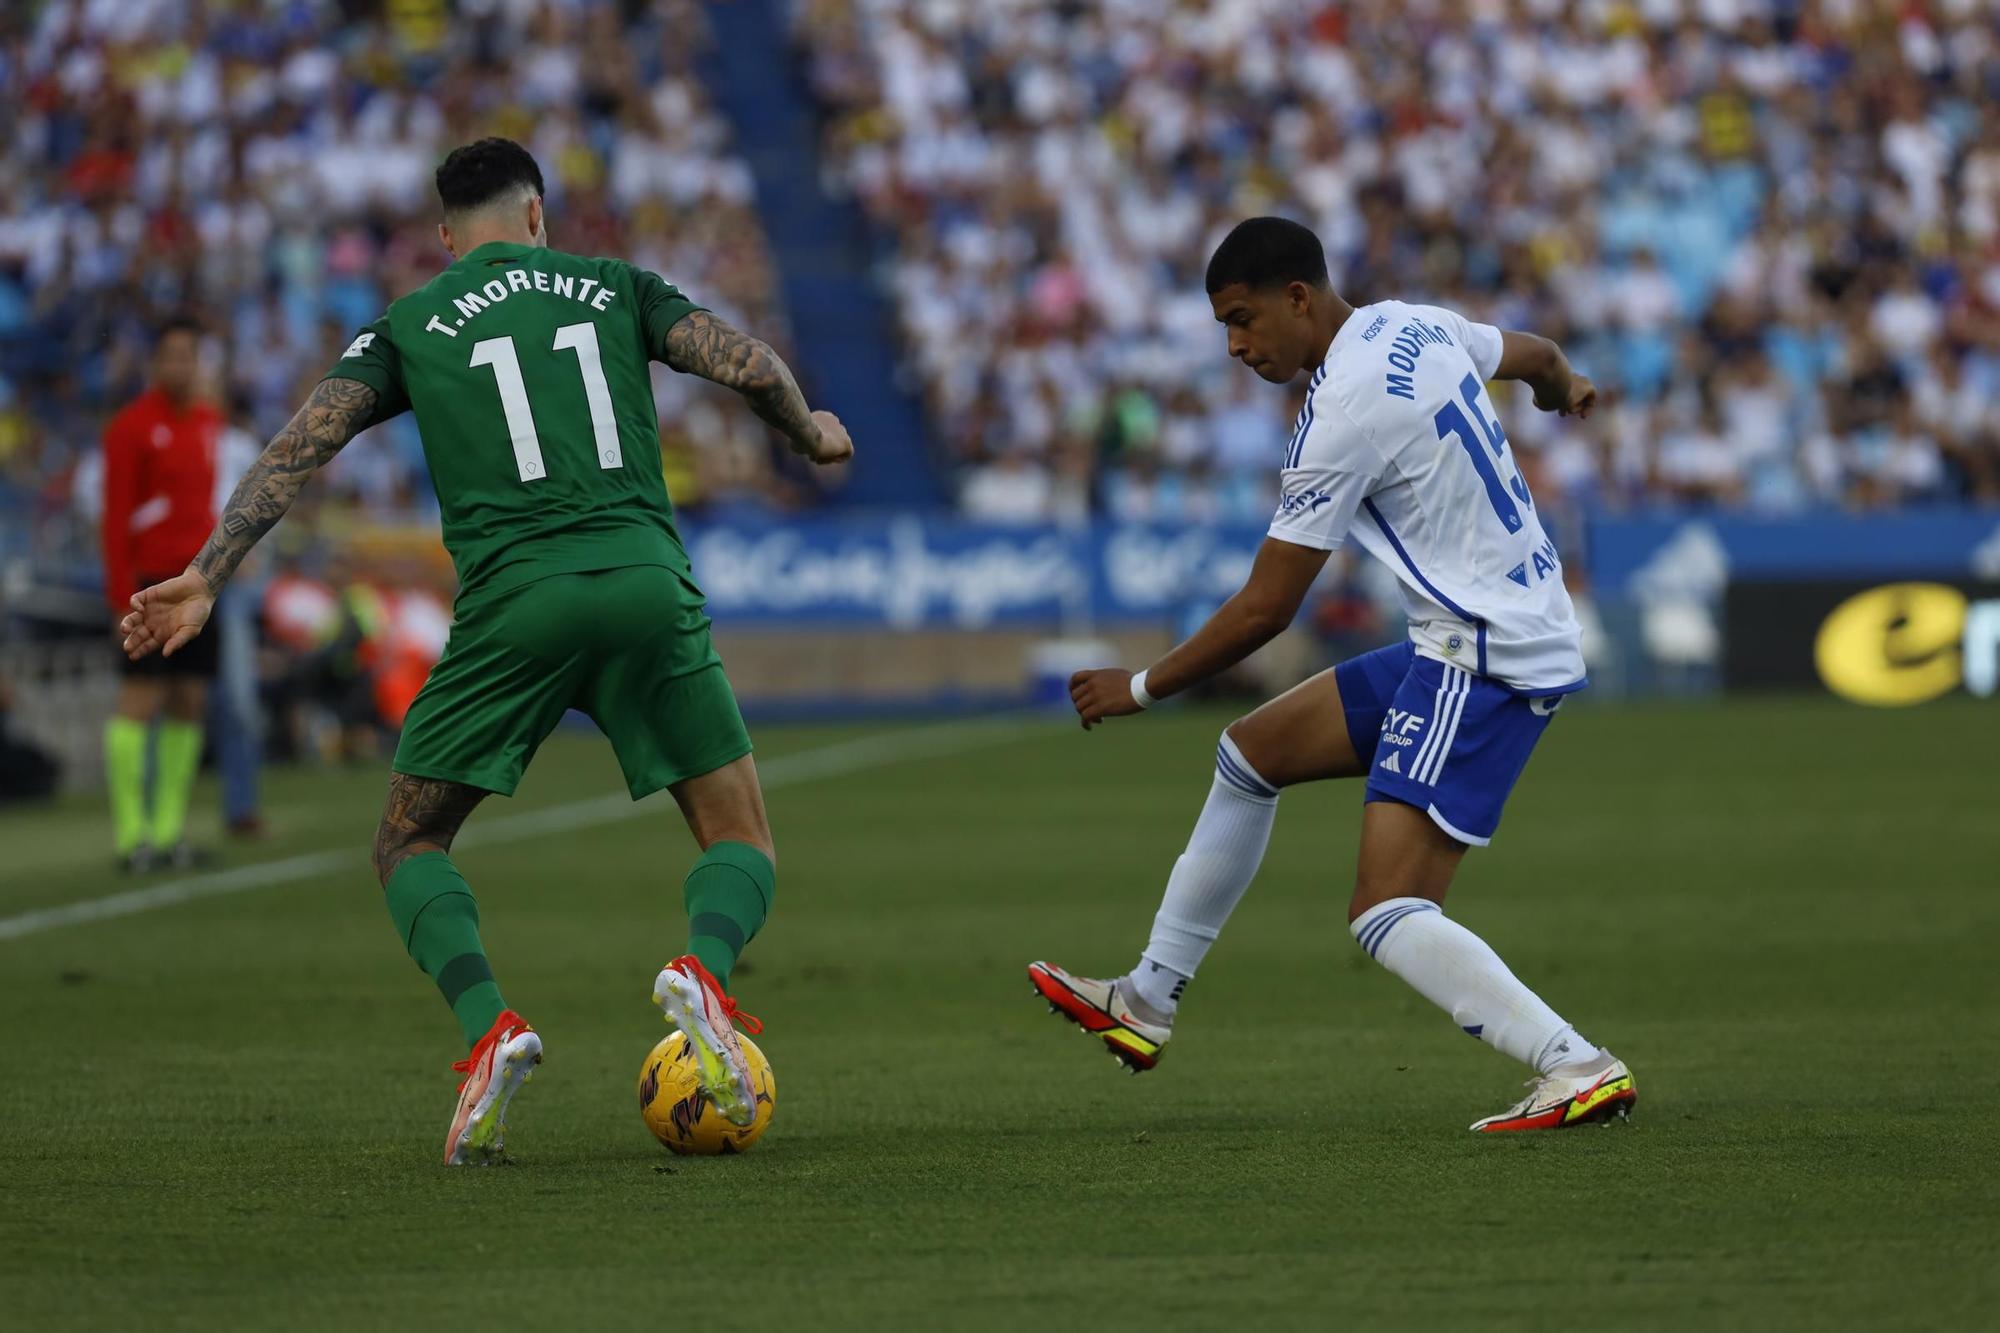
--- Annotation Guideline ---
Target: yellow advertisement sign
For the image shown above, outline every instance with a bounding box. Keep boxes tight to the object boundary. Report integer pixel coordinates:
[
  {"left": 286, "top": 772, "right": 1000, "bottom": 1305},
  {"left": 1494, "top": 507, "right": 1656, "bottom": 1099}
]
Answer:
[{"left": 1814, "top": 583, "right": 2000, "bottom": 706}]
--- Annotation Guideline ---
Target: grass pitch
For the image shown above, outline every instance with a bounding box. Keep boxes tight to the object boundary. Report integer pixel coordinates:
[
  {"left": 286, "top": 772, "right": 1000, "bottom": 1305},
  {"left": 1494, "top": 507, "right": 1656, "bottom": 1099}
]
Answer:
[{"left": 2, "top": 697, "right": 1995, "bottom": 1329}]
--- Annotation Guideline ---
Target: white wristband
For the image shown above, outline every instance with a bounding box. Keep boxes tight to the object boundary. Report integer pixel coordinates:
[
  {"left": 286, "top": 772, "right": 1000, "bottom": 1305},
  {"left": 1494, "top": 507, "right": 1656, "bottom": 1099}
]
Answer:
[{"left": 1129, "top": 668, "right": 1155, "bottom": 710}]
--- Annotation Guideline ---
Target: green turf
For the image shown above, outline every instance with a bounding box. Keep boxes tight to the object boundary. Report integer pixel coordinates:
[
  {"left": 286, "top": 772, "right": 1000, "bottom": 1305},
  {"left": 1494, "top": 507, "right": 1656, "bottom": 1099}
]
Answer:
[{"left": 2, "top": 698, "right": 1995, "bottom": 1330}]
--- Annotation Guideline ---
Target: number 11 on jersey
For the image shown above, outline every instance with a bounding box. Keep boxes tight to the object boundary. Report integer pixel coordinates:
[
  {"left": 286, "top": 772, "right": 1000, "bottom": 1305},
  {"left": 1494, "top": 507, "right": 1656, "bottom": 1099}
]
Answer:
[{"left": 470, "top": 321, "right": 624, "bottom": 483}]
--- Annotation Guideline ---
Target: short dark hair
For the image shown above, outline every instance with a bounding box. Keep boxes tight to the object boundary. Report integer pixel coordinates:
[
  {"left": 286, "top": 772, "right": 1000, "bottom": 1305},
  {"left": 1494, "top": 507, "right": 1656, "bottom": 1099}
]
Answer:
[
  {"left": 435, "top": 138, "right": 546, "bottom": 216},
  {"left": 154, "top": 312, "right": 203, "bottom": 344},
  {"left": 1204, "top": 217, "right": 1329, "bottom": 294}
]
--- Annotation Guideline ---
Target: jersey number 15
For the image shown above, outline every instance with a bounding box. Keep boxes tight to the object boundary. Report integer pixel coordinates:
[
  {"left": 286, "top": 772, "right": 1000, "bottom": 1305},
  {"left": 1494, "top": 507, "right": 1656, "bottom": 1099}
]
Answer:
[
  {"left": 1434, "top": 372, "right": 1532, "bottom": 534},
  {"left": 470, "top": 322, "right": 623, "bottom": 482}
]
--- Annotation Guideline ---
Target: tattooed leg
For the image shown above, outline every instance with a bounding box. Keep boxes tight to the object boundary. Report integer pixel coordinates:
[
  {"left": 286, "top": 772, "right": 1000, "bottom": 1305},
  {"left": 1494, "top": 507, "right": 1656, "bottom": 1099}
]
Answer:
[
  {"left": 375, "top": 774, "right": 513, "bottom": 1050},
  {"left": 372, "top": 772, "right": 487, "bottom": 886}
]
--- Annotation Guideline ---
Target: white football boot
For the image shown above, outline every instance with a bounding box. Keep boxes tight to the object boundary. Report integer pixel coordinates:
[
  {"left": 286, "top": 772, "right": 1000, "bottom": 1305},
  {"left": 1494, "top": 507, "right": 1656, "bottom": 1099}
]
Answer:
[
  {"left": 1028, "top": 961, "right": 1173, "bottom": 1072},
  {"left": 444, "top": 1010, "right": 542, "bottom": 1165},
  {"left": 654, "top": 954, "right": 762, "bottom": 1127},
  {"left": 1469, "top": 1051, "right": 1637, "bottom": 1132}
]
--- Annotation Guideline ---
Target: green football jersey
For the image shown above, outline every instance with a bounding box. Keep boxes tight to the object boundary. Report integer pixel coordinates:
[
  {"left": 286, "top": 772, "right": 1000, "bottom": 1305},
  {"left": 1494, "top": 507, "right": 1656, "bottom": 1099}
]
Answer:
[{"left": 323, "top": 241, "right": 704, "bottom": 597}]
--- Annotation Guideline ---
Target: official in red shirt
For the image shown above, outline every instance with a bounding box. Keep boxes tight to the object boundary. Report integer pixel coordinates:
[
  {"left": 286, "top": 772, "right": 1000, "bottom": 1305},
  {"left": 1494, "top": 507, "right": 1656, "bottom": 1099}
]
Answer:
[{"left": 101, "top": 315, "right": 220, "bottom": 870}]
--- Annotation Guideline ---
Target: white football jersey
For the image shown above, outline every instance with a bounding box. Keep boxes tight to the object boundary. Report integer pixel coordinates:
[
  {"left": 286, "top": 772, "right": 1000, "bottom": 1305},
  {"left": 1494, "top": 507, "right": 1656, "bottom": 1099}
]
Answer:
[{"left": 1267, "top": 299, "right": 1586, "bottom": 693}]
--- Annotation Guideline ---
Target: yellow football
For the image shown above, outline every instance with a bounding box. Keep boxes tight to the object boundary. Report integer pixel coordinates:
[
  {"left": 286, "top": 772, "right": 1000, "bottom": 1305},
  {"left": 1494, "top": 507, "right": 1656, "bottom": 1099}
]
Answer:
[{"left": 637, "top": 1031, "right": 775, "bottom": 1155}]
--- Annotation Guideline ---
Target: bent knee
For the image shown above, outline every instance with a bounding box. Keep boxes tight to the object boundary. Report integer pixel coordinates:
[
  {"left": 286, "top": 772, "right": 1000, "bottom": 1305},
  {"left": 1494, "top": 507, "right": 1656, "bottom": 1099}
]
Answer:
[
  {"left": 1219, "top": 719, "right": 1281, "bottom": 793},
  {"left": 1350, "top": 845, "right": 1442, "bottom": 925},
  {"left": 1346, "top": 880, "right": 1398, "bottom": 925},
  {"left": 370, "top": 830, "right": 402, "bottom": 886},
  {"left": 699, "top": 828, "right": 775, "bottom": 870},
  {"left": 372, "top": 825, "right": 442, "bottom": 886}
]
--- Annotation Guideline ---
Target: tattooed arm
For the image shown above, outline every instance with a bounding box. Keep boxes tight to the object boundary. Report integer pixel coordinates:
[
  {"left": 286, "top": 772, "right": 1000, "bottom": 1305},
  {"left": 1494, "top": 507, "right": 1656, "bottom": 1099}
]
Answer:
[
  {"left": 118, "top": 377, "right": 379, "bottom": 660},
  {"left": 661, "top": 310, "right": 854, "bottom": 466},
  {"left": 193, "top": 376, "right": 379, "bottom": 593}
]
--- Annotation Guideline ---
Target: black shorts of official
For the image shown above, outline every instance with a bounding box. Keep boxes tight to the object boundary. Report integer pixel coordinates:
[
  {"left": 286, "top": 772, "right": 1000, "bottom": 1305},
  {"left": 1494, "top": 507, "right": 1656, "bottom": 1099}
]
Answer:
[{"left": 118, "top": 627, "right": 219, "bottom": 679}]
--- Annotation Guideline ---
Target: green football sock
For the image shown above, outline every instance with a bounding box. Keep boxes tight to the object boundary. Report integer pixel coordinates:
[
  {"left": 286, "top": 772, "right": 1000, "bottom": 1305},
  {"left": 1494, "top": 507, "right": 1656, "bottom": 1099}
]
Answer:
[
  {"left": 385, "top": 852, "right": 507, "bottom": 1047},
  {"left": 683, "top": 841, "right": 774, "bottom": 991},
  {"left": 104, "top": 717, "right": 149, "bottom": 855},
  {"left": 150, "top": 720, "right": 202, "bottom": 848}
]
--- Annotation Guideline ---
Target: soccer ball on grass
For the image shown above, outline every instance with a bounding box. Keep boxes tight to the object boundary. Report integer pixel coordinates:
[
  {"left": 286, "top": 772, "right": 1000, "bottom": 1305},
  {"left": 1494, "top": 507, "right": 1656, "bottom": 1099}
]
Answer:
[{"left": 637, "top": 1031, "right": 775, "bottom": 1155}]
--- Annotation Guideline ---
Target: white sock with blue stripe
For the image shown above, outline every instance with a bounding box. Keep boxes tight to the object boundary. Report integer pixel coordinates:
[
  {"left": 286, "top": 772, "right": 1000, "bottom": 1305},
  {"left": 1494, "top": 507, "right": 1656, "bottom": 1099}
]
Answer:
[
  {"left": 1127, "top": 732, "right": 1280, "bottom": 1017},
  {"left": 1351, "top": 896, "right": 1600, "bottom": 1075}
]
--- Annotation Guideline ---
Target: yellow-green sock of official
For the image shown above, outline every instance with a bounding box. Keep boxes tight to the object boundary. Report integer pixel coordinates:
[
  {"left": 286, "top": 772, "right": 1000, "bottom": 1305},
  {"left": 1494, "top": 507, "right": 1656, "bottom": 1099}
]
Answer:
[
  {"left": 104, "top": 717, "right": 149, "bottom": 855},
  {"left": 150, "top": 719, "right": 202, "bottom": 848}
]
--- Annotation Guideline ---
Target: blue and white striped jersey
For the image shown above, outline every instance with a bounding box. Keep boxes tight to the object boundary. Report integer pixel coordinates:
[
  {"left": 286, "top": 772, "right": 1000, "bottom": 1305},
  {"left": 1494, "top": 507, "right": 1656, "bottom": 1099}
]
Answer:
[{"left": 1267, "top": 300, "right": 1586, "bottom": 694}]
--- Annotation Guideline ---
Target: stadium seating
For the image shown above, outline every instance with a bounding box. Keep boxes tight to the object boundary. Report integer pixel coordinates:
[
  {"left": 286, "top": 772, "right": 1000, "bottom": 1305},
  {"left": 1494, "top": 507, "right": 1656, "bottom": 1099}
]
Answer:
[
  {"left": 792, "top": 0, "right": 2000, "bottom": 520},
  {"left": 0, "top": 0, "right": 811, "bottom": 584}
]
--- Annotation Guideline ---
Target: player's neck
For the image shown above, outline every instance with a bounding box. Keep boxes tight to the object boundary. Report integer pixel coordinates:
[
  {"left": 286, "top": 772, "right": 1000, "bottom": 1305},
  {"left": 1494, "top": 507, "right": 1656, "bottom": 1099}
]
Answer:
[
  {"left": 1305, "top": 297, "right": 1355, "bottom": 370},
  {"left": 451, "top": 225, "right": 539, "bottom": 257}
]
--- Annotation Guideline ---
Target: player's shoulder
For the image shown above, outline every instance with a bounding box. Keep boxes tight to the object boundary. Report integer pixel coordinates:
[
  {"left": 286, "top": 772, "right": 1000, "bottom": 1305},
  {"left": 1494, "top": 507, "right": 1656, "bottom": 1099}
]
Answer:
[
  {"left": 543, "top": 246, "right": 627, "bottom": 271},
  {"left": 1340, "top": 298, "right": 1477, "bottom": 359},
  {"left": 370, "top": 276, "right": 435, "bottom": 335},
  {"left": 1371, "top": 299, "right": 1502, "bottom": 365},
  {"left": 531, "top": 247, "right": 646, "bottom": 282},
  {"left": 379, "top": 248, "right": 634, "bottom": 324},
  {"left": 1389, "top": 298, "right": 1474, "bottom": 328},
  {"left": 538, "top": 250, "right": 669, "bottom": 299},
  {"left": 1323, "top": 297, "right": 1493, "bottom": 414}
]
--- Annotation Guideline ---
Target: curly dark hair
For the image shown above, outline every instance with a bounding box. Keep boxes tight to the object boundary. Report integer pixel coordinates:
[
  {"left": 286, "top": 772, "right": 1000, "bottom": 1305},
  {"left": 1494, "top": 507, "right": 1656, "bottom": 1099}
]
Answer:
[
  {"left": 1205, "top": 217, "right": 1330, "bottom": 294},
  {"left": 434, "top": 137, "right": 546, "bottom": 216}
]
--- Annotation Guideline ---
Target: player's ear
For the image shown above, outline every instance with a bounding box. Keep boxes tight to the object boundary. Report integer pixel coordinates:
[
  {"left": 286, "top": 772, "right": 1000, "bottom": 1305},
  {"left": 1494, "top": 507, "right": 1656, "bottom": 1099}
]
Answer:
[
  {"left": 1288, "top": 281, "right": 1313, "bottom": 316},
  {"left": 438, "top": 222, "right": 458, "bottom": 259},
  {"left": 528, "top": 195, "right": 545, "bottom": 244}
]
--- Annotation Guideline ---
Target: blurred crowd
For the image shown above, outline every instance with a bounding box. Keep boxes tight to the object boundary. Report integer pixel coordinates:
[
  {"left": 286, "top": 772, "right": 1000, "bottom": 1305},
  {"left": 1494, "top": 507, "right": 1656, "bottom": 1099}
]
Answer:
[
  {"left": 4, "top": 0, "right": 1998, "bottom": 563},
  {"left": 794, "top": 0, "right": 2000, "bottom": 524},
  {"left": 0, "top": 0, "right": 812, "bottom": 584}
]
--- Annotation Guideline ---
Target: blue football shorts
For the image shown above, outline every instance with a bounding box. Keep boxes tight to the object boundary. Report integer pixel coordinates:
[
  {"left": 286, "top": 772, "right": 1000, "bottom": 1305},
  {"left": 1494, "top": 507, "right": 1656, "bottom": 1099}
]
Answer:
[{"left": 1333, "top": 641, "right": 1574, "bottom": 846}]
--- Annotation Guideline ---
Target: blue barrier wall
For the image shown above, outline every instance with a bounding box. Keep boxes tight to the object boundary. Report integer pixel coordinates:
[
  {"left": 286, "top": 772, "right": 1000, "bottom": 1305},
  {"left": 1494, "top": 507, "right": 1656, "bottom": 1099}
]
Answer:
[
  {"left": 1582, "top": 510, "right": 2000, "bottom": 591},
  {"left": 682, "top": 508, "right": 2000, "bottom": 630},
  {"left": 683, "top": 516, "right": 1264, "bottom": 627}
]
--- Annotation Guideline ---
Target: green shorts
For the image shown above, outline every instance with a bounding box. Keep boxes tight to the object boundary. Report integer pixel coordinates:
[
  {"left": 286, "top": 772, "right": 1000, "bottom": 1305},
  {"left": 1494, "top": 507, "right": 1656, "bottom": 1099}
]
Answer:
[{"left": 394, "top": 564, "right": 752, "bottom": 800}]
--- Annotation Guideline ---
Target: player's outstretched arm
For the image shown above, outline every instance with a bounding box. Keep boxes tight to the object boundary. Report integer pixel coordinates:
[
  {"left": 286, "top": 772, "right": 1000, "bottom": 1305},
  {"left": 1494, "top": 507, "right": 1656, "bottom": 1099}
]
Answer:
[
  {"left": 661, "top": 310, "right": 852, "bottom": 466},
  {"left": 119, "top": 377, "right": 377, "bottom": 660},
  {"left": 1495, "top": 330, "right": 1596, "bottom": 419},
  {"left": 1071, "top": 538, "right": 1332, "bottom": 729}
]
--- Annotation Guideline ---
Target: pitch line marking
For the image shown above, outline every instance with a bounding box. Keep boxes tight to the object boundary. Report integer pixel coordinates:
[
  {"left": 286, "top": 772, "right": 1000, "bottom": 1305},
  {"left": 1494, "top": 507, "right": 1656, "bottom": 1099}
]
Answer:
[{"left": 0, "top": 715, "right": 1039, "bottom": 942}]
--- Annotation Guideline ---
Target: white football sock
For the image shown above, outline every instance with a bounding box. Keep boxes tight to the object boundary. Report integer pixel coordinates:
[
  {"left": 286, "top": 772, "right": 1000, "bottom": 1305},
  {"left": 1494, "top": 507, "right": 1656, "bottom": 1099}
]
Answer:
[
  {"left": 1128, "top": 732, "right": 1280, "bottom": 1016},
  {"left": 1351, "top": 896, "right": 1601, "bottom": 1075}
]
